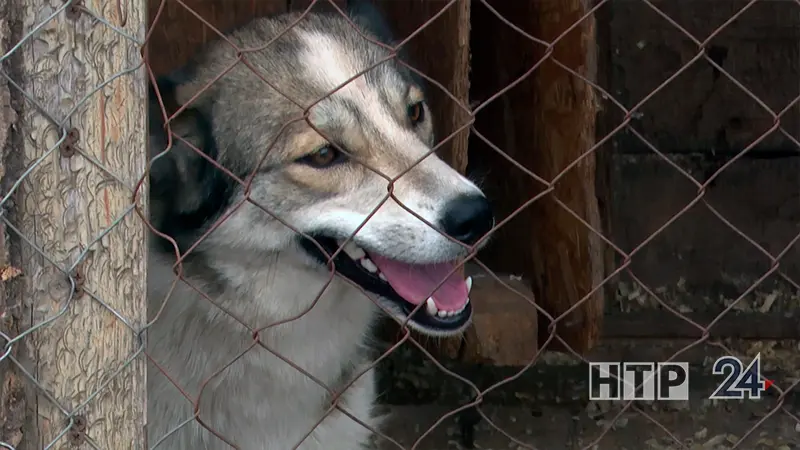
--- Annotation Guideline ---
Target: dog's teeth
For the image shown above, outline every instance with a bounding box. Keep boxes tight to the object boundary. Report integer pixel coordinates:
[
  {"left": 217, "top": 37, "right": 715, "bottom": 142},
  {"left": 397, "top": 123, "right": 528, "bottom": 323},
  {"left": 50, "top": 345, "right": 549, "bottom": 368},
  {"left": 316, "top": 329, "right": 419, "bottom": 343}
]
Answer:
[
  {"left": 425, "top": 297, "right": 468, "bottom": 318},
  {"left": 466, "top": 276, "right": 472, "bottom": 293},
  {"left": 343, "top": 241, "right": 366, "bottom": 259},
  {"left": 360, "top": 258, "right": 378, "bottom": 273},
  {"left": 378, "top": 273, "right": 387, "bottom": 281},
  {"left": 425, "top": 297, "right": 438, "bottom": 316}
]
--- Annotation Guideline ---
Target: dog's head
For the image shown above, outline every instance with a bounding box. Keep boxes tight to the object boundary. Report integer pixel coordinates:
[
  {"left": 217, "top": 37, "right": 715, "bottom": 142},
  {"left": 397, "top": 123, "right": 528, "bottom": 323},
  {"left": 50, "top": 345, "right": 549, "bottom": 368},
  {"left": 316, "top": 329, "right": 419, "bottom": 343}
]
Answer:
[{"left": 149, "top": 4, "right": 494, "bottom": 336}]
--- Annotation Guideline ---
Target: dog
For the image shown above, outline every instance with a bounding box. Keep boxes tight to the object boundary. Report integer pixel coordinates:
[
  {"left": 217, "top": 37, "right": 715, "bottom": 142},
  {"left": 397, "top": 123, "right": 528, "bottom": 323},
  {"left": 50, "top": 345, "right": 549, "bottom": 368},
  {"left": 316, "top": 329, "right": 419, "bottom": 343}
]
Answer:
[{"left": 145, "top": 3, "right": 494, "bottom": 449}]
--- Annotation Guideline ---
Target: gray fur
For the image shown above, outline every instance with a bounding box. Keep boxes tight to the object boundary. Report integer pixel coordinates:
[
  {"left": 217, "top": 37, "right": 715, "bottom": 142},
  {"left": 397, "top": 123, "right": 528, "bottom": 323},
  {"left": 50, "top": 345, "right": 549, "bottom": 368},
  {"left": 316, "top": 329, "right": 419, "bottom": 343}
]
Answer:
[{"left": 147, "top": 8, "right": 488, "bottom": 449}]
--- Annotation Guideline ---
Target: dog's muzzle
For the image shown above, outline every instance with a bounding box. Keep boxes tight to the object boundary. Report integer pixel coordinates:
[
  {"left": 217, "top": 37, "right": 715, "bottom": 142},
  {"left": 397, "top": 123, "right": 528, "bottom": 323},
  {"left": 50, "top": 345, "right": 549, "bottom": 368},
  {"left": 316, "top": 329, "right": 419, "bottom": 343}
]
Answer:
[
  {"left": 299, "top": 235, "right": 473, "bottom": 334},
  {"left": 298, "top": 194, "right": 493, "bottom": 336}
]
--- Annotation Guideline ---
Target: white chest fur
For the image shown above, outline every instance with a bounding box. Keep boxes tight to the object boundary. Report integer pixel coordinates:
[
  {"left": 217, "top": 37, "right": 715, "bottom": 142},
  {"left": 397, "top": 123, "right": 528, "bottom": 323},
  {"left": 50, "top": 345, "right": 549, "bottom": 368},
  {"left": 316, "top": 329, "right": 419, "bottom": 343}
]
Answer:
[{"left": 145, "top": 251, "right": 380, "bottom": 449}]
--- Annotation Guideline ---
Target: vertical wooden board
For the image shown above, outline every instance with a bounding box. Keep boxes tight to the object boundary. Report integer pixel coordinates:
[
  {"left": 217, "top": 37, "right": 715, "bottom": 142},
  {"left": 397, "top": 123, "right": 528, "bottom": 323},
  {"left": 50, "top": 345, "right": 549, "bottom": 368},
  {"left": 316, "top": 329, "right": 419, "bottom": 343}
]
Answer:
[
  {"left": 608, "top": 0, "right": 800, "bottom": 155},
  {"left": 467, "top": 0, "right": 538, "bottom": 290},
  {"left": 147, "top": 0, "right": 287, "bottom": 77},
  {"left": 466, "top": 0, "right": 543, "bottom": 362},
  {"left": 469, "top": 0, "right": 602, "bottom": 353},
  {"left": 601, "top": 1, "right": 800, "bottom": 319},
  {"left": 610, "top": 155, "right": 800, "bottom": 314},
  {"left": 530, "top": 0, "right": 602, "bottom": 353},
  {"left": 593, "top": 2, "right": 618, "bottom": 316},
  {"left": 9, "top": 0, "right": 147, "bottom": 448}
]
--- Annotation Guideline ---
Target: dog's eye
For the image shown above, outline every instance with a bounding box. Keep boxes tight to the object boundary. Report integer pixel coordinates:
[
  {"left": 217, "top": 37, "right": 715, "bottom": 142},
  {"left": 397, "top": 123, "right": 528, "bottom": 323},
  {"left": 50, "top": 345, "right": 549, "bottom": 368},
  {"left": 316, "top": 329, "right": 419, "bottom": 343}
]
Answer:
[
  {"left": 299, "top": 145, "right": 345, "bottom": 168},
  {"left": 407, "top": 101, "right": 424, "bottom": 126}
]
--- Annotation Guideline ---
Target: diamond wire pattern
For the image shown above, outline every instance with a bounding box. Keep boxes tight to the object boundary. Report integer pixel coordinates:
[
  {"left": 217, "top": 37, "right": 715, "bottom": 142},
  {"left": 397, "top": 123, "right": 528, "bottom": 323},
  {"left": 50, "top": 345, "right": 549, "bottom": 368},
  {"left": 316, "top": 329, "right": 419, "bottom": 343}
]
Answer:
[{"left": 0, "top": 0, "right": 798, "bottom": 448}]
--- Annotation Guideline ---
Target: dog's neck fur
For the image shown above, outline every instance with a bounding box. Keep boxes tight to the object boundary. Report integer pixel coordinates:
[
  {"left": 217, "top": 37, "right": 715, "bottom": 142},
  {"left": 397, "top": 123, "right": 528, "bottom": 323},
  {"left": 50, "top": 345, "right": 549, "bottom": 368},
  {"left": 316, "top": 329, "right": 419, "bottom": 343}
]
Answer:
[{"left": 146, "top": 242, "right": 381, "bottom": 449}]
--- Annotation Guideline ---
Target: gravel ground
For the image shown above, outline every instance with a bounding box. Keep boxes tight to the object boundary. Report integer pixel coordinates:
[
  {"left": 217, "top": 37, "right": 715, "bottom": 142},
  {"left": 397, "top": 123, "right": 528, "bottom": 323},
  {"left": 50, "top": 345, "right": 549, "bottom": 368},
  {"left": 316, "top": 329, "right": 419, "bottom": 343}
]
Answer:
[{"left": 378, "top": 401, "right": 800, "bottom": 450}]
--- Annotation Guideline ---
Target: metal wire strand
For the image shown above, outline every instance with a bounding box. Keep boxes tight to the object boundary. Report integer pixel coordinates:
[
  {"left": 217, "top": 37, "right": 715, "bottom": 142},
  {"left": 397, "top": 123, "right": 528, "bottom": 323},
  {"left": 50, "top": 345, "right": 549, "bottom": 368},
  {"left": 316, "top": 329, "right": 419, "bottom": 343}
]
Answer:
[{"left": 1, "top": 0, "right": 797, "bottom": 449}]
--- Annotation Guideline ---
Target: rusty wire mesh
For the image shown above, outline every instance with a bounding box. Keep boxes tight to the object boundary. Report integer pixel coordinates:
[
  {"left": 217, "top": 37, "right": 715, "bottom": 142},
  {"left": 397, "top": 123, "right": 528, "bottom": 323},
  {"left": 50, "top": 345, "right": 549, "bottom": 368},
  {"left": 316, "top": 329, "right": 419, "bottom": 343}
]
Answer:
[{"left": 1, "top": 0, "right": 800, "bottom": 448}]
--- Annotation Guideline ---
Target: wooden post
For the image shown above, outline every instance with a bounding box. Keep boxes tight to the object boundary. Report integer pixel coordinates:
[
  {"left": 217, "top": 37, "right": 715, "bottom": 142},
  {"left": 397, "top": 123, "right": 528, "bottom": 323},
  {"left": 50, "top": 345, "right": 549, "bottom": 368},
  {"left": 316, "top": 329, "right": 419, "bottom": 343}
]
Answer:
[
  {"left": 529, "top": 0, "right": 602, "bottom": 353},
  {"left": 469, "top": 0, "right": 602, "bottom": 355},
  {"left": 3, "top": 0, "right": 148, "bottom": 448}
]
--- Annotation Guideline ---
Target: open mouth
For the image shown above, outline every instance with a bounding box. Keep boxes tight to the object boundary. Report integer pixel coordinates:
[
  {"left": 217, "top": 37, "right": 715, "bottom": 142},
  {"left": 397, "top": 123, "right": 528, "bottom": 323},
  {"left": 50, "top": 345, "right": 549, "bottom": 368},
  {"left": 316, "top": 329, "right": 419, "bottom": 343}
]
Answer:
[{"left": 299, "top": 236, "right": 473, "bottom": 335}]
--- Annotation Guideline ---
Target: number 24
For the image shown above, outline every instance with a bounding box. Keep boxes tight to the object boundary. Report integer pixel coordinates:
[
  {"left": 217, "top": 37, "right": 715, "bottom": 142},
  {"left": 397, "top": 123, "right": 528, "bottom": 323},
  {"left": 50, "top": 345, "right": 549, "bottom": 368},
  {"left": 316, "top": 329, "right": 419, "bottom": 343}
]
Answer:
[{"left": 709, "top": 354, "right": 765, "bottom": 400}]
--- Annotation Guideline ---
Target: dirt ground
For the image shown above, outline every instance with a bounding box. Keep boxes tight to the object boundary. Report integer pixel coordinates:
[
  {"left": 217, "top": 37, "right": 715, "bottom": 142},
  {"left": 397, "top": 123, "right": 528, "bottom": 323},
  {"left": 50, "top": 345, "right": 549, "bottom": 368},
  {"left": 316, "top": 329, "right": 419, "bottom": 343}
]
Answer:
[{"left": 378, "top": 399, "right": 800, "bottom": 450}]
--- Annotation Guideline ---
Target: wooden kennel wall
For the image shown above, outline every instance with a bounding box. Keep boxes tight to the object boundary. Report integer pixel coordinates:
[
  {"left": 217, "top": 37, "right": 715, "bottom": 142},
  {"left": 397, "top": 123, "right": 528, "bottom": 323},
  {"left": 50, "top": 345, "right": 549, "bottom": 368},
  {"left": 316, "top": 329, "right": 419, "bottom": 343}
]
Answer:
[{"left": 147, "top": 0, "right": 603, "bottom": 364}]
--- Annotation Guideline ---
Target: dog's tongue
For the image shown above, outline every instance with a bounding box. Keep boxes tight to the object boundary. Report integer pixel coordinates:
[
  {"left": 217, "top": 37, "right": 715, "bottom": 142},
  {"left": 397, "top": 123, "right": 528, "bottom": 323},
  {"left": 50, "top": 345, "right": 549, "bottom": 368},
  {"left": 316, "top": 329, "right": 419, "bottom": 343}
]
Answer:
[{"left": 368, "top": 254, "right": 468, "bottom": 309}]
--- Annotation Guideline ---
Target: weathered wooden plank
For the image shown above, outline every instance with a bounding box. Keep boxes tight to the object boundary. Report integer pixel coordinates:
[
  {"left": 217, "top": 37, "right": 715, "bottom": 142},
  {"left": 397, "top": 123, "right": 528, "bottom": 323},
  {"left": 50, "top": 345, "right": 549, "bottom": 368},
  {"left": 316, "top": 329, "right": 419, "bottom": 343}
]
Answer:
[
  {"left": 7, "top": 0, "right": 147, "bottom": 448},
  {"left": 469, "top": 0, "right": 602, "bottom": 354},
  {"left": 608, "top": 154, "right": 800, "bottom": 317},
  {"left": 528, "top": 0, "right": 602, "bottom": 353},
  {"left": 608, "top": 0, "right": 800, "bottom": 154}
]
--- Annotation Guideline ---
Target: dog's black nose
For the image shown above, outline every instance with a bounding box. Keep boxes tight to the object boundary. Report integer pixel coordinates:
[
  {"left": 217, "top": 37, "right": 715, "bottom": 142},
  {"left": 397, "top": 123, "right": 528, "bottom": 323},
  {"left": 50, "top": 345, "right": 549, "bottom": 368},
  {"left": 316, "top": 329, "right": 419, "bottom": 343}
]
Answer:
[{"left": 439, "top": 194, "right": 494, "bottom": 245}]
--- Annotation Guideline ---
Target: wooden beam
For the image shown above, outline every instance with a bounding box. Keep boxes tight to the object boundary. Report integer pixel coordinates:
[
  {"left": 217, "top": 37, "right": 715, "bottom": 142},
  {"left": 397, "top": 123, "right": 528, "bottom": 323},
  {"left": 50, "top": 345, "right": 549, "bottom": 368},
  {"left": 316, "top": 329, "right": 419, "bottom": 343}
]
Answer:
[
  {"left": 147, "top": 0, "right": 287, "bottom": 77},
  {"left": 6, "top": 1, "right": 147, "bottom": 448},
  {"left": 529, "top": 0, "right": 602, "bottom": 353},
  {"left": 469, "top": 0, "right": 602, "bottom": 355},
  {"left": 593, "top": 0, "right": 619, "bottom": 318}
]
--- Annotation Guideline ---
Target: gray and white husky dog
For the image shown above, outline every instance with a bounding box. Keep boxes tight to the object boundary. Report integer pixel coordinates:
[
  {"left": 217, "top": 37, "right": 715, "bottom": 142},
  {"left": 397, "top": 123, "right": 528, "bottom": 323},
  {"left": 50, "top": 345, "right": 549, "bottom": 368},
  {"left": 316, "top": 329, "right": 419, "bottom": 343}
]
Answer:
[{"left": 146, "top": 3, "right": 493, "bottom": 448}]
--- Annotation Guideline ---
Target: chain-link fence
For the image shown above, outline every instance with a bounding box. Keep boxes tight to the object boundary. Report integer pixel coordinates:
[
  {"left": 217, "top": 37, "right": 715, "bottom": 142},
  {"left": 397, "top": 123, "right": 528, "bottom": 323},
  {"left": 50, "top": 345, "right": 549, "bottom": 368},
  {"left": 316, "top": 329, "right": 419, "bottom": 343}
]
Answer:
[
  {"left": 0, "top": 0, "right": 147, "bottom": 448},
  {"left": 1, "top": 0, "right": 799, "bottom": 448}
]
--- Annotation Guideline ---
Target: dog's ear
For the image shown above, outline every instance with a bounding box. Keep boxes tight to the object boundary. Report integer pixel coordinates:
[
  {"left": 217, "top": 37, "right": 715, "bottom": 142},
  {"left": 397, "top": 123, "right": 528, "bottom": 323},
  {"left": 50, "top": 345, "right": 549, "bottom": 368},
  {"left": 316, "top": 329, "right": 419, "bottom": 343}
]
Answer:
[
  {"left": 346, "top": 0, "right": 396, "bottom": 46},
  {"left": 148, "top": 75, "right": 231, "bottom": 246}
]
